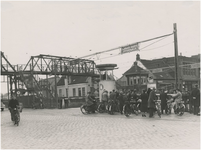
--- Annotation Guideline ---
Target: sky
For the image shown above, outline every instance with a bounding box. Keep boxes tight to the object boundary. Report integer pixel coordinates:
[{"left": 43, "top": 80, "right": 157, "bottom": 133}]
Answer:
[{"left": 1, "top": 1, "right": 200, "bottom": 94}]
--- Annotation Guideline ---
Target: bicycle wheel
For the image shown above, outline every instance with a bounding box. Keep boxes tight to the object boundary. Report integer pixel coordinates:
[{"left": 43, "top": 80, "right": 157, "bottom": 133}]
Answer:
[
  {"left": 110, "top": 105, "right": 114, "bottom": 115},
  {"left": 97, "top": 104, "right": 104, "bottom": 113},
  {"left": 157, "top": 109, "right": 161, "bottom": 118},
  {"left": 123, "top": 105, "right": 131, "bottom": 117},
  {"left": 80, "top": 105, "right": 88, "bottom": 115}
]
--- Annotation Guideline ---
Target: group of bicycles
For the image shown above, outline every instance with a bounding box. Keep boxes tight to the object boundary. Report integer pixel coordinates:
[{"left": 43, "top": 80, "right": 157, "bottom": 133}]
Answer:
[
  {"left": 80, "top": 98, "right": 143, "bottom": 117},
  {"left": 80, "top": 96, "right": 185, "bottom": 118}
]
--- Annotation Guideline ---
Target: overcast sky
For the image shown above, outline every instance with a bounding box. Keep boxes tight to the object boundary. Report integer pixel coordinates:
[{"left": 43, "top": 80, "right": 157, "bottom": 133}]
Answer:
[{"left": 1, "top": 1, "right": 200, "bottom": 93}]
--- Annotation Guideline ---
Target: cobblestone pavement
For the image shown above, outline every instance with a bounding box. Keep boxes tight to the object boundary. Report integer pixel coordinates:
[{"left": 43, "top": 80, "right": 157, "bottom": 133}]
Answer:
[{"left": 1, "top": 108, "right": 200, "bottom": 149}]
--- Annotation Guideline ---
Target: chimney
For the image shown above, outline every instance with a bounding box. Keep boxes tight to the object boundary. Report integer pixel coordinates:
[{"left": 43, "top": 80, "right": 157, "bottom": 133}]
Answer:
[
  {"left": 136, "top": 54, "right": 140, "bottom": 61},
  {"left": 134, "top": 61, "right": 138, "bottom": 71}
]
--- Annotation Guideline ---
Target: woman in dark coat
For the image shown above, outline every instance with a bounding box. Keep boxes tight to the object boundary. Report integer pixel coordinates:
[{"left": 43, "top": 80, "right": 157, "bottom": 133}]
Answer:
[
  {"left": 147, "top": 88, "right": 157, "bottom": 118},
  {"left": 160, "top": 90, "right": 168, "bottom": 114},
  {"left": 140, "top": 89, "right": 149, "bottom": 117},
  {"left": 147, "top": 88, "right": 152, "bottom": 97}
]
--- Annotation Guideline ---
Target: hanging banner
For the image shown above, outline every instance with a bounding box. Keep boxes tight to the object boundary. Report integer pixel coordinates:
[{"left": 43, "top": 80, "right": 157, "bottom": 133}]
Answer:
[
  {"left": 121, "top": 43, "right": 139, "bottom": 54},
  {"left": 151, "top": 68, "right": 163, "bottom": 73},
  {"left": 191, "top": 63, "right": 200, "bottom": 69}
]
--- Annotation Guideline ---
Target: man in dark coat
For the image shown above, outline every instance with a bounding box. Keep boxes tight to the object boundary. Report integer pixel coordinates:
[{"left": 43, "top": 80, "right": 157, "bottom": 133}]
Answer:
[
  {"left": 140, "top": 89, "right": 148, "bottom": 117},
  {"left": 118, "top": 91, "right": 124, "bottom": 114},
  {"left": 147, "top": 88, "right": 157, "bottom": 118},
  {"left": 191, "top": 85, "right": 200, "bottom": 116},
  {"left": 160, "top": 89, "right": 168, "bottom": 114},
  {"left": 8, "top": 94, "right": 20, "bottom": 122}
]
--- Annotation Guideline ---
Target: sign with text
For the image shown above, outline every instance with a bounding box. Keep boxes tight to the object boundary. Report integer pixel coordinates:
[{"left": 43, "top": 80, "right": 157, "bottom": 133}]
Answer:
[
  {"left": 151, "top": 68, "right": 163, "bottom": 73},
  {"left": 191, "top": 63, "right": 200, "bottom": 69},
  {"left": 121, "top": 43, "right": 139, "bottom": 54}
]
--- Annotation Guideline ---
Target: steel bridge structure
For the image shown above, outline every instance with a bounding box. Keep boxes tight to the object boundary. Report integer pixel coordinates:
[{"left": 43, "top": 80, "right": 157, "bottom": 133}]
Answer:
[{"left": 1, "top": 51, "right": 99, "bottom": 108}]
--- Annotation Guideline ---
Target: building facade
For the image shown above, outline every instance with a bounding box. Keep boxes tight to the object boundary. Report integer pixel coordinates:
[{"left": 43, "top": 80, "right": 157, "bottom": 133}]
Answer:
[
  {"left": 117, "top": 54, "right": 200, "bottom": 92},
  {"left": 57, "top": 76, "right": 99, "bottom": 98}
]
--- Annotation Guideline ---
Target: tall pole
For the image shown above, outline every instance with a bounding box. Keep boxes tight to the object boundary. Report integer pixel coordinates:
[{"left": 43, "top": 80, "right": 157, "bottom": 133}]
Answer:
[
  {"left": 54, "top": 61, "right": 58, "bottom": 108},
  {"left": 174, "top": 23, "right": 179, "bottom": 89}
]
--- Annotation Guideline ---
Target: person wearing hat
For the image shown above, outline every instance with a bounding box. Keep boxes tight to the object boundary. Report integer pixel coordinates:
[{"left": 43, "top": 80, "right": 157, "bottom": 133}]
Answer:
[
  {"left": 160, "top": 89, "right": 168, "bottom": 114},
  {"left": 172, "top": 89, "right": 182, "bottom": 114},
  {"left": 191, "top": 85, "right": 200, "bottom": 116},
  {"left": 86, "top": 92, "right": 96, "bottom": 113},
  {"left": 147, "top": 88, "right": 157, "bottom": 118},
  {"left": 8, "top": 93, "right": 20, "bottom": 123},
  {"left": 118, "top": 90, "right": 124, "bottom": 114},
  {"left": 140, "top": 89, "right": 148, "bottom": 117},
  {"left": 102, "top": 90, "right": 108, "bottom": 111}
]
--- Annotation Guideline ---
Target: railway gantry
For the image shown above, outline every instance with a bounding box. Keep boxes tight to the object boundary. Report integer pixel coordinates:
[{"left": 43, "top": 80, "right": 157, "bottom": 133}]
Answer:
[{"left": 1, "top": 52, "right": 99, "bottom": 108}]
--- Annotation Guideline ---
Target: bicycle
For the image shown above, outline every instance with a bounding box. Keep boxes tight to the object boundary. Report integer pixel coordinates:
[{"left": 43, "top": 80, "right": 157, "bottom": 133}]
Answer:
[
  {"left": 12, "top": 108, "right": 20, "bottom": 126},
  {"left": 177, "top": 101, "right": 185, "bottom": 116},
  {"left": 108, "top": 100, "right": 116, "bottom": 115},
  {"left": 130, "top": 101, "right": 139, "bottom": 115},
  {"left": 166, "top": 98, "right": 174, "bottom": 115},
  {"left": 97, "top": 101, "right": 108, "bottom": 113},
  {"left": 154, "top": 99, "right": 162, "bottom": 118},
  {"left": 123, "top": 101, "right": 131, "bottom": 117},
  {"left": 80, "top": 100, "right": 97, "bottom": 115}
]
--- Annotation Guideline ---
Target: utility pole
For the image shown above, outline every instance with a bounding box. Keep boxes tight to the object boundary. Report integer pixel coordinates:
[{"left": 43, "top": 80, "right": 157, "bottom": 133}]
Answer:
[
  {"left": 174, "top": 23, "right": 179, "bottom": 89},
  {"left": 54, "top": 61, "right": 58, "bottom": 108}
]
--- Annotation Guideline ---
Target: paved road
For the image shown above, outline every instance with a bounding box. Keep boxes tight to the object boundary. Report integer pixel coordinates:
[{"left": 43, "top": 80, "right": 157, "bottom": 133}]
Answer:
[{"left": 1, "top": 108, "right": 200, "bottom": 149}]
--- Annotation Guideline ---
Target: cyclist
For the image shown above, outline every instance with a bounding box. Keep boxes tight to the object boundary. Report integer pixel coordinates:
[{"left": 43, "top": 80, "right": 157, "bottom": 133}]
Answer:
[
  {"left": 102, "top": 90, "right": 108, "bottom": 111},
  {"left": 8, "top": 94, "right": 20, "bottom": 124},
  {"left": 118, "top": 91, "right": 124, "bottom": 114},
  {"left": 172, "top": 89, "right": 182, "bottom": 114},
  {"left": 86, "top": 92, "right": 96, "bottom": 113}
]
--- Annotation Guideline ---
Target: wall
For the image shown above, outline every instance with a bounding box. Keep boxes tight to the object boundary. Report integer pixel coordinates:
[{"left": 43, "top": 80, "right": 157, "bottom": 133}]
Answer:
[{"left": 68, "top": 83, "right": 88, "bottom": 97}]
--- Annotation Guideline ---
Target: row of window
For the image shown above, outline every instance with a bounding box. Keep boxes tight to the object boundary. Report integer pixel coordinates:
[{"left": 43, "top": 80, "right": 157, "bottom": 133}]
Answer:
[
  {"left": 73, "top": 87, "right": 85, "bottom": 97},
  {"left": 58, "top": 89, "right": 68, "bottom": 97},
  {"left": 183, "top": 62, "right": 197, "bottom": 76},
  {"left": 129, "top": 77, "right": 147, "bottom": 85}
]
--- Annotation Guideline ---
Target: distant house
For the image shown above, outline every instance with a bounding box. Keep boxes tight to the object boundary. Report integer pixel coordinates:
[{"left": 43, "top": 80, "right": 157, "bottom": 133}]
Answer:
[
  {"left": 117, "top": 54, "right": 200, "bottom": 91},
  {"left": 57, "top": 76, "right": 99, "bottom": 98},
  {"left": 39, "top": 76, "right": 60, "bottom": 97}
]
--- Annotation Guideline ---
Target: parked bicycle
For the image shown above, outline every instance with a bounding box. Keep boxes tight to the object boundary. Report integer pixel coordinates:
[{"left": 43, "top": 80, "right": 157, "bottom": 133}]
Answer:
[
  {"left": 154, "top": 99, "right": 162, "bottom": 118},
  {"left": 97, "top": 101, "right": 108, "bottom": 113},
  {"left": 173, "top": 101, "right": 185, "bottom": 116},
  {"left": 80, "top": 99, "right": 97, "bottom": 114},
  {"left": 123, "top": 101, "right": 131, "bottom": 117},
  {"left": 108, "top": 100, "right": 116, "bottom": 115}
]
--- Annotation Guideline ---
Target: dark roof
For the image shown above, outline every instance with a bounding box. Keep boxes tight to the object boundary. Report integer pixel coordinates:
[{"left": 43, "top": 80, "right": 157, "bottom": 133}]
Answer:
[
  {"left": 140, "top": 59, "right": 170, "bottom": 69},
  {"left": 69, "top": 76, "right": 88, "bottom": 85},
  {"left": 140, "top": 59, "right": 174, "bottom": 79},
  {"left": 124, "top": 65, "right": 148, "bottom": 76},
  {"left": 57, "top": 76, "right": 65, "bottom": 86}
]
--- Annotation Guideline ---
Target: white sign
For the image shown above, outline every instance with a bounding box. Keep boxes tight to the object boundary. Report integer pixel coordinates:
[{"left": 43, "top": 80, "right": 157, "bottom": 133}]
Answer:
[
  {"left": 151, "top": 68, "right": 163, "bottom": 73},
  {"left": 121, "top": 43, "right": 139, "bottom": 54},
  {"left": 147, "top": 83, "right": 156, "bottom": 89},
  {"left": 191, "top": 63, "right": 200, "bottom": 68}
]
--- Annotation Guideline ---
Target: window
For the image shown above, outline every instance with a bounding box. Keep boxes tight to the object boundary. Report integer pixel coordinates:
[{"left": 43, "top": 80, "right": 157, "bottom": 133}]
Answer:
[
  {"left": 78, "top": 88, "right": 81, "bottom": 97},
  {"left": 59, "top": 89, "right": 62, "bottom": 97},
  {"left": 73, "top": 88, "right": 76, "bottom": 96},
  {"left": 134, "top": 79, "right": 136, "bottom": 84},
  {"left": 82, "top": 87, "right": 85, "bottom": 96},
  {"left": 66, "top": 89, "right": 68, "bottom": 97}
]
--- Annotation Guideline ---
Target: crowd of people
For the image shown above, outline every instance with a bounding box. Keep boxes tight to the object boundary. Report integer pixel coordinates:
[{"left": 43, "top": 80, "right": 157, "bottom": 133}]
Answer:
[{"left": 86, "top": 84, "right": 200, "bottom": 117}]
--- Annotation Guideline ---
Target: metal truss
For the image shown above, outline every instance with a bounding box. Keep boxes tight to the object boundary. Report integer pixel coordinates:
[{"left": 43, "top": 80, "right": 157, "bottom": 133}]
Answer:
[
  {"left": 1, "top": 52, "right": 99, "bottom": 107},
  {"left": 19, "top": 54, "right": 98, "bottom": 76},
  {"left": 1, "top": 51, "right": 17, "bottom": 75}
]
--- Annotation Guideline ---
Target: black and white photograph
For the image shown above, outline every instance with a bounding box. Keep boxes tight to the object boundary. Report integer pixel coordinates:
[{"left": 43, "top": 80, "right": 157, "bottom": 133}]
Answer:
[{"left": 1, "top": 0, "right": 200, "bottom": 149}]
